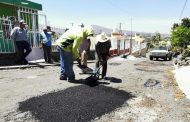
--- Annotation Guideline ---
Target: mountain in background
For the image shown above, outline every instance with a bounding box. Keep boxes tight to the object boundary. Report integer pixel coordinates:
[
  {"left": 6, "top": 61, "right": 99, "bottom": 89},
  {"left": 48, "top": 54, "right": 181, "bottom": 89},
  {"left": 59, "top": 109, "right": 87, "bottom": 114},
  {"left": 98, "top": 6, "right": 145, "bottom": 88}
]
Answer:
[
  {"left": 39, "top": 24, "right": 170, "bottom": 37},
  {"left": 91, "top": 25, "right": 162, "bottom": 37},
  {"left": 91, "top": 25, "right": 112, "bottom": 35}
]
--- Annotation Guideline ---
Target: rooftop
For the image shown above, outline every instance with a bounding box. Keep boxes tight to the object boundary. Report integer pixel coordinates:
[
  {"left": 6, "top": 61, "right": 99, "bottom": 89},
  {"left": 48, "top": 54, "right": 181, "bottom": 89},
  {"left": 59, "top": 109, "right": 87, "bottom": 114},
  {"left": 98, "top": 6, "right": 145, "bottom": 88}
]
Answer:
[{"left": 0, "top": 0, "right": 42, "bottom": 10}]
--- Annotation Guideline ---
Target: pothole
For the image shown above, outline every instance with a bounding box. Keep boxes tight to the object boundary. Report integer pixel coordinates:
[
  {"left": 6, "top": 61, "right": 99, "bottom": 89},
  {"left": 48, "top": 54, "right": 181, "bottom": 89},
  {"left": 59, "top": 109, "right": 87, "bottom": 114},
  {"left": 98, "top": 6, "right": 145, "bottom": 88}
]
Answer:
[
  {"left": 108, "top": 63, "right": 121, "bottom": 66},
  {"left": 136, "top": 68, "right": 162, "bottom": 72},
  {"left": 135, "top": 61, "right": 168, "bottom": 66},
  {"left": 138, "top": 96, "right": 157, "bottom": 108},
  {"left": 144, "top": 79, "right": 160, "bottom": 87}
]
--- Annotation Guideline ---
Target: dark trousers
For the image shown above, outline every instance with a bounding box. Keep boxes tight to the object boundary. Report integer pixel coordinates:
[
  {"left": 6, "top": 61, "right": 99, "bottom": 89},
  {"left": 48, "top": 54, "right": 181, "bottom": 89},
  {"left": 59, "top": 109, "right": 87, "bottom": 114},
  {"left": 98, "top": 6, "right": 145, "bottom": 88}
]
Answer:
[
  {"left": 42, "top": 44, "right": 52, "bottom": 63},
  {"left": 16, "top": 41, "right": 32, "bottom": 62},
  {"left": 95, "top": 52, "right": 108, "bottom": 78}
]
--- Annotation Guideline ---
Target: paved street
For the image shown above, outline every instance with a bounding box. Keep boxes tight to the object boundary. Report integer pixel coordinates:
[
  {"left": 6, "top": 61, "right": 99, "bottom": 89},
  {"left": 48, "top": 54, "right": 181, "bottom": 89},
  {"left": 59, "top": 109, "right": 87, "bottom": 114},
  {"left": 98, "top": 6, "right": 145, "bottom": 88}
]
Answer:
[{"left": 1, "top": 56, "right": 190, "bottom": 122}]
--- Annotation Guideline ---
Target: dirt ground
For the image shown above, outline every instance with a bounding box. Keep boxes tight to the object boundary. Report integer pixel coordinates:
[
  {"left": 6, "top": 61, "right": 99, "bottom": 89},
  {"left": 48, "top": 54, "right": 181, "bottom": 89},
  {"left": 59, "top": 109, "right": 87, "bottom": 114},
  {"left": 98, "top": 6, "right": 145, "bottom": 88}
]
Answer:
[{"left": 0, "top": 57, "right": 190, "bottom": 122}]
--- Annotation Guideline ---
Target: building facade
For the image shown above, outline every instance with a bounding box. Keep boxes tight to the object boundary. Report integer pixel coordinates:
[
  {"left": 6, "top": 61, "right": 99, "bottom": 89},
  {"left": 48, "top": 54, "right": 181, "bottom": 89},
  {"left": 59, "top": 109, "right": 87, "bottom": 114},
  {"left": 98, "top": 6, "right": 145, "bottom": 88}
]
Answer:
[{"left": 0, "top": 0, "right": 44, "bottom": 54}]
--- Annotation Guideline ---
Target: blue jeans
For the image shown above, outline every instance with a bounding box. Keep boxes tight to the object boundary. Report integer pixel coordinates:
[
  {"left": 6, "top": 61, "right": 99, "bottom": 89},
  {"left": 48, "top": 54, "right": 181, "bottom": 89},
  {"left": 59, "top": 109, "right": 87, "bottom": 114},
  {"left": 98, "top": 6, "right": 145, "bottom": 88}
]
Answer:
[{"left": 59, "top": 47, "right": 75, "bottom": 80}]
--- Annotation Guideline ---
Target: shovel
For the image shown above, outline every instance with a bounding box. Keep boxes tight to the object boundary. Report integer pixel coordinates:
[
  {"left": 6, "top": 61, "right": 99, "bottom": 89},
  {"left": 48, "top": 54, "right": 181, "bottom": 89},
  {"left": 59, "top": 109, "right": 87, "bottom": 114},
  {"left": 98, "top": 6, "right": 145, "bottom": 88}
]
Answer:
[
  {"left": 85, "top": 65, "right": 102, "bottom": 82},
  {"left": 85, "top": 60, "right": 106, "bottom": 83}
]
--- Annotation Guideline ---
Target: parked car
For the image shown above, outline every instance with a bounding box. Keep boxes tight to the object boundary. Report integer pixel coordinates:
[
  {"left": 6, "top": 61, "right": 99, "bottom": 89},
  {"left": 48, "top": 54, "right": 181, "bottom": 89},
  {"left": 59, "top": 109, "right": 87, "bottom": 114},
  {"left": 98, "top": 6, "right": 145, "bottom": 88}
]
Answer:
[{"left": 149, "top": 46, "right": 172, "bottom": 61}]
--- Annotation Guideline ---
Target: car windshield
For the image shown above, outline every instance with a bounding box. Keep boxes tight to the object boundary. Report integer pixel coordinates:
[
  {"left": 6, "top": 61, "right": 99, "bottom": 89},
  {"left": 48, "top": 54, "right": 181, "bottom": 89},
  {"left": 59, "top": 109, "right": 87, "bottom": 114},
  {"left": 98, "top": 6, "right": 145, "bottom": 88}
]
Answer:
[{"left": 153, "top": 47, "right": 167, "bottom": 50}]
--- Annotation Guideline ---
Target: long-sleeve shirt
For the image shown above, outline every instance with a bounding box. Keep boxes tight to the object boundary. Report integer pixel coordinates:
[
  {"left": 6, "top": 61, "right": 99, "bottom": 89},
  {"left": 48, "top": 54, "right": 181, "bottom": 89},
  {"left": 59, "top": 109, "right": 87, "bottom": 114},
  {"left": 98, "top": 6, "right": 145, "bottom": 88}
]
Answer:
[
  {"left": 56, "top": 26, "right": 93, "bottom": 59},
  {"left": 78, "top": 39, "right": 91, "bottom": 53},
  {"left": 40, "top": 31, "right": 52, "bottom": 46},
  {"left": 10, "top": 27, "right": 27, "bottom": 42}
]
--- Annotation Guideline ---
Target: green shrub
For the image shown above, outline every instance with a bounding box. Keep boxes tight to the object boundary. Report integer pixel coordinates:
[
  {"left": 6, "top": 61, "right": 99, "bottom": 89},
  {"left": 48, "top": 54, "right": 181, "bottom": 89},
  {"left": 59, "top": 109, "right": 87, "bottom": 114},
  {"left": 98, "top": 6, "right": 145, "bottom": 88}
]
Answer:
[{"left": 182, "top": 47, "right": 190, "bottom": 58}]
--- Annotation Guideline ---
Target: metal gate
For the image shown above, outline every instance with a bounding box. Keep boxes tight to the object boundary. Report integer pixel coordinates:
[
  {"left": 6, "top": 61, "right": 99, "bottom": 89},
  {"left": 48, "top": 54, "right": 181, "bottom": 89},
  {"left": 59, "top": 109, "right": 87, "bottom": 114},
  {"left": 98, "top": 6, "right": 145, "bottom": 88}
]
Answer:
[
  {"left": 17, "top": 8, "right": 48, "bottom": 61},
  {"left": 0, "top": 9, "right": 47, "bottom": 54},
  {"left": 18, "top": 8, "right": 47, "bottom": 48},
  {"left": 0, "top": 16, "right": 15, "bottom": 53}
]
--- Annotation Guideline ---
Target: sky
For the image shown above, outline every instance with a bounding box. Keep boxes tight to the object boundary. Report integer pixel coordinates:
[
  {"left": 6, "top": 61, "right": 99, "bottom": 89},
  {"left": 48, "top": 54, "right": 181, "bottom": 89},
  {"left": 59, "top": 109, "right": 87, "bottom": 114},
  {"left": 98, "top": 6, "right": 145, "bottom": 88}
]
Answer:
[{"left": 31, "top": 0, "right": 190, "bottom": 34}]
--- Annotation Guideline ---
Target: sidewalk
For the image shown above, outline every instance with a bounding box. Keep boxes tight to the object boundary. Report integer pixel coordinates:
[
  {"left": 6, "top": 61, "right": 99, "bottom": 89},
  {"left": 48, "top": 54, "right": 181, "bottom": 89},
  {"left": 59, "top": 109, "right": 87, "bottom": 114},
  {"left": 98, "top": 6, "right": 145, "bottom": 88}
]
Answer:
[
  {"left": 173, "top": 65, "right": 190, "bottom": 99},
  {"left": 0, "top": 59, "right": 58, "bottom": 70}
]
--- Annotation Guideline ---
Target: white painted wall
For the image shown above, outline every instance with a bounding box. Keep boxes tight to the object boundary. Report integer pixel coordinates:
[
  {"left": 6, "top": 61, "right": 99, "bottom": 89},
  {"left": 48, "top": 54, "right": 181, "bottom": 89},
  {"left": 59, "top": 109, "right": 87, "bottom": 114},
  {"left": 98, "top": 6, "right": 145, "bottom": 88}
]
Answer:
[{"left": 26, "top": 47, "right": 44, "bottom": 61}]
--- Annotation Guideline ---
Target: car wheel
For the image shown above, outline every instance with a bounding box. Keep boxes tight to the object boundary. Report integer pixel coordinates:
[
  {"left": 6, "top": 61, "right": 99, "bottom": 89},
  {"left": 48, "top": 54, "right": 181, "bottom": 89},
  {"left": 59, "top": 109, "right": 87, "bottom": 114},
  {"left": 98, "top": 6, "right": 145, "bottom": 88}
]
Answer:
[
  {"left": 150, "top": 57, "right": 153, "bottom": 60},
  {"left": 164, "top": 57, "right": 167, "bottom": 61},
  {"left": 168, "top": 57, "right": 172, "bottom": 61}
]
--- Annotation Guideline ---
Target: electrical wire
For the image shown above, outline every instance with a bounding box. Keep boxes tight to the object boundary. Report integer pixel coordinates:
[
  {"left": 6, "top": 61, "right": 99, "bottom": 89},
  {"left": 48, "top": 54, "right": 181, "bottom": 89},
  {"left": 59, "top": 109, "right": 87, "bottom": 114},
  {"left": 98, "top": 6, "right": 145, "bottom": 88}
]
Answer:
[{"left": 179, "top": 0, "right": 188, "bottom": 20}]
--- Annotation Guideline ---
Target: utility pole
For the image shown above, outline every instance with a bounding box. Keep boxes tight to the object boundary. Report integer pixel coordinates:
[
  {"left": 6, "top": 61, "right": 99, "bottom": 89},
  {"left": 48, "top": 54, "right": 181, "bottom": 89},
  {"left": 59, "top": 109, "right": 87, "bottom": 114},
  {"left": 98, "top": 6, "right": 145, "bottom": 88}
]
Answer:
[
  {"left": 130, "top": 18, "right": 133, "bottom": 54},
  {"left": 119, "top": 22, "right": 123, "bottom": 34},
  {"left": 70, "top": 23, "right": 74, "bottom": 27},
  {"left": 118, "top": 22, "right": 124, "bottom": 56}
]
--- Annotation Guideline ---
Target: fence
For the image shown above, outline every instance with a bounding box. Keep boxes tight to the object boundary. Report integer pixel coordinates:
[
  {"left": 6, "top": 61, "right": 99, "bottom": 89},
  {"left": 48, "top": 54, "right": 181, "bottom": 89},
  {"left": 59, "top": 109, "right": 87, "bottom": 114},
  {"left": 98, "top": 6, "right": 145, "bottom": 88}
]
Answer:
[
  {"left": 19, "top": 9, "right": 46, "bottom": 48},
  {"left": 0, "top": 13, "right": 146, "bottom": 57},
  {"left": 0, "top": 10, "right": 48, "bottom": 53},
  {"left": 0, "top": 16, "right": 15, "bottom": 53}
]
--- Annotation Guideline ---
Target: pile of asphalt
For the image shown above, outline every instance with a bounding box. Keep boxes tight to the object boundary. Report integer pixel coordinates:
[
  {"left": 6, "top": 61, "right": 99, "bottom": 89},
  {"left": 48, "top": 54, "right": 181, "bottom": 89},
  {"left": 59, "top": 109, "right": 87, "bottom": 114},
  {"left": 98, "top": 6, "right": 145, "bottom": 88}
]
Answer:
[{"left": 18, "top": 85, "right": 135, "bottom": 122}]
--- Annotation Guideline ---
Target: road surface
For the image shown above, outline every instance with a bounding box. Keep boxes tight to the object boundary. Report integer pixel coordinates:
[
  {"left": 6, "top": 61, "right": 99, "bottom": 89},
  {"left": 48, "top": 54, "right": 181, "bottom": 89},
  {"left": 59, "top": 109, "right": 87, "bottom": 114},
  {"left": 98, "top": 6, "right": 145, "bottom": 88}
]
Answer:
[{"left": 0, "top": 56, "right": 190, "bottom": 122}]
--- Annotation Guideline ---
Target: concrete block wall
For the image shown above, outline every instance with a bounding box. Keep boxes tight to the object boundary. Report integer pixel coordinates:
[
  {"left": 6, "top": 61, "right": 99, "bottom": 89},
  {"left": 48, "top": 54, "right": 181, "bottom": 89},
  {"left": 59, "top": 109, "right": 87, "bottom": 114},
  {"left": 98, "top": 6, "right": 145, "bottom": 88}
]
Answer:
[
  {"left": 0, "top": 53, "right": 17, "bottom": 66},
  {"left": 0, "top": 48, "right": 147, "bottom": 66},
  {"left": 132, "top": 48, "right": 147, "bottom": 57}
]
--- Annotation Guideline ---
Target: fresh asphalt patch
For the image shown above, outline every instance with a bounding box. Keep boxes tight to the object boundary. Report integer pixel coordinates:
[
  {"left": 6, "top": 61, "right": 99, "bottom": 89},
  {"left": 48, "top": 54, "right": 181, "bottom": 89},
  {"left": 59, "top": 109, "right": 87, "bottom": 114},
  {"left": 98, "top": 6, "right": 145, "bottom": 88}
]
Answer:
[{"left": 18, "top": 85, "right": 135, "bottom": 122}]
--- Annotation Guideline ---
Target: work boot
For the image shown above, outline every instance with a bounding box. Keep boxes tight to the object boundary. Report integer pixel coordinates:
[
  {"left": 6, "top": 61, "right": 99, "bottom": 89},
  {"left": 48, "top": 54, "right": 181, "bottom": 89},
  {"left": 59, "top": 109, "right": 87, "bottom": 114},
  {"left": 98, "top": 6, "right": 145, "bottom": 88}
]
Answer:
[
  {"left": 23, "top": 59, "right": 28, "bottom": 65},
  {"left": 68, "top": 79, "right": 76, "bottom": 83},
  {"left": 102, "top": 75, "right": 108, "bottom": 80},
  {"left": 47, "top": 60, "right": 53, "bottom": 64},
  {"left": 60, "top": 75, "right": 67, "bottom": 80}
]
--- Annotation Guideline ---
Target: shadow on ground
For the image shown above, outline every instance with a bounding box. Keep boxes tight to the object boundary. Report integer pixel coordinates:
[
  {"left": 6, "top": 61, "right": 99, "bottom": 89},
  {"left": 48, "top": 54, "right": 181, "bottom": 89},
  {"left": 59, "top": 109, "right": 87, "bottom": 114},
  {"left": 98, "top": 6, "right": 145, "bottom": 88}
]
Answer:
[
  {"left": 0, "top": 62, "right": 60, "bottom": 70},
  {"left": 18, "top": 85, "right": 135, "bottom": 122},
  {"left": 70, "top": 79, "right": 111, "bottom": 87},
  {"left": 70, "top": 76, "right": 122, "bottom": 87},
  {"left": 108, "top": 77, "right": 122, "bottom": 83}
]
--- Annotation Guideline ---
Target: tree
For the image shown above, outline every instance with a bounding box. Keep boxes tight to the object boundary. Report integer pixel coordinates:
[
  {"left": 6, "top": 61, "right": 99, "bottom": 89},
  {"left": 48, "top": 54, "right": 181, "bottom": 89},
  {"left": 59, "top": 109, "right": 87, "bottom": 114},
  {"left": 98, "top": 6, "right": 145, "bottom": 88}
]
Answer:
[
  {"left": 155, "top": 32, "right": 161, "bottom": 42},
  {"left": 151, "top": 32, "right": 162, "bottom": 46},
  {"left": 171, "top": 18, "right": 190, "bottom": 48},
  {"left": 172, "top": 23, "right": 179, "bottom": 30},
  {"left": 181, "top": 18, "right": 190, "bottom": 28}
]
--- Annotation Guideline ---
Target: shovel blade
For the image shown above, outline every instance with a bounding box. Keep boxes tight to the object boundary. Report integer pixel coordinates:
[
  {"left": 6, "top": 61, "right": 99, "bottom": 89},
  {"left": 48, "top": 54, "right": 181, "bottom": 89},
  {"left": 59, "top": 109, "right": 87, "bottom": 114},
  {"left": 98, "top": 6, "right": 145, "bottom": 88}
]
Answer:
[
  {"left": 85, "top": 75, "right": 98, "bottom": 82},
  {"left": 85, "top": 75, "right": 99, "bottom": 87}
]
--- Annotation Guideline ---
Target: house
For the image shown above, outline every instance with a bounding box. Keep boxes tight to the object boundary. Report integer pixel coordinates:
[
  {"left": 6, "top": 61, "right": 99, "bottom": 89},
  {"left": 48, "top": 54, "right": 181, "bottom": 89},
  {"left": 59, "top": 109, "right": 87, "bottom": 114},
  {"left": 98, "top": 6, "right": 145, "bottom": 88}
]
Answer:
[{"left": 0, "top": 0, "right": 43, "bottom": 65}]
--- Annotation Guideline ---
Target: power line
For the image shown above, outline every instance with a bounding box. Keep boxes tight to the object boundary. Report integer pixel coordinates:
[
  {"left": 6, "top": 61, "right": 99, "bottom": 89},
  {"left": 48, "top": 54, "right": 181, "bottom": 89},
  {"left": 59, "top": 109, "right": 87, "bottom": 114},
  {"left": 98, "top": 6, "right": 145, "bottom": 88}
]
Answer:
[{"left": 179, "top": 0, "right": 188, "bottom": 20}]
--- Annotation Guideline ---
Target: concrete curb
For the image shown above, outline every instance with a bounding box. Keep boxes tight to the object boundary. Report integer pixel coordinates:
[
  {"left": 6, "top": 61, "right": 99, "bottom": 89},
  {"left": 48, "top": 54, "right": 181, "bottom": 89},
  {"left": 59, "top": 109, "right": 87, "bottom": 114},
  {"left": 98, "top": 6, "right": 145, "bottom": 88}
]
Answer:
[
  {"left": 0, "top": 63, "right": 59, "bottom": 70},
  {"left": 0, "top": 60, "right": 96, "bottom": 70}
]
